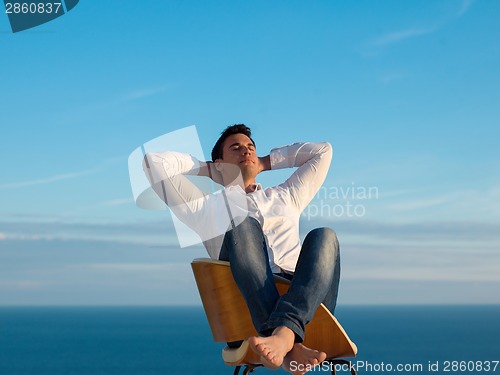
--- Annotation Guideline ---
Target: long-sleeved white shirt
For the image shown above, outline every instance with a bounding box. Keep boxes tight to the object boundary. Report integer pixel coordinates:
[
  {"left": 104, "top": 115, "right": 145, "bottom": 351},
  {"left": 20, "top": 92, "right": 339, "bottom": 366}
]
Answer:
[{"left": 143, "top": 142, "right": 332, "bottom": 273}]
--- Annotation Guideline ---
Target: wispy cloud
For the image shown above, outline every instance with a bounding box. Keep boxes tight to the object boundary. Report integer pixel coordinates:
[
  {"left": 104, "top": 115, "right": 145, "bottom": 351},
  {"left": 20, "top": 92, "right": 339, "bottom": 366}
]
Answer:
[
  {"left": 370, "top": 26, "right": 437, "bottom": 48},
  {"left": 364, "top": 0, "right": 474, "bottom": 54},
  {"left": 457, "top": 0, "right": 475, "bottom": 17},
  {"left": 0, "top": 157, "right": 123, "bottom": 190},
  {"left": 383, "top": 186, "right": 500, "bottom": 221},
  {"left": 55, "top": 85, "right": 173, "bottom": 125},
  {"left": 0, "top": 280, "right": 50, "bottom": 290},
  {"left": 301, "top": 217, "right": 500, "bottom": 245},
  {"left": 2, "top": 216, "right": 498, "bottom": 304},
  {"left": 84, "top": 263, "right": 184, "bottom": 272},
  {"left": 377, "top": 187, "right": 435, "bottom": 199},
  {"left": 0, "top": 233, "right": 6, "bottom": 240},
  {"left": 345, "top": 264, "right": 500, "bottom": 282},
  {"left": 0, "top": 219, "right": 183, "bottom": 248},
  {"left": 0, "top": 170, "right": 94, "bottom": 190},
  {"left": 386, "top": 195, "right": 452, "bottom": 211},
  {"left": 120, "top": 86, "right": 170, "bottom": 102},
  {"left": 0, "top": 230, "right": 174, "bottom": 247},
  {"left": 378, "top": 71, "right": 407, "bottom": 84},
  {"left": 61, "top": 198, "right": 135, "bottom": 216},
  {"left": 102, "top": 198, "right": 134, "bottom": 207}
]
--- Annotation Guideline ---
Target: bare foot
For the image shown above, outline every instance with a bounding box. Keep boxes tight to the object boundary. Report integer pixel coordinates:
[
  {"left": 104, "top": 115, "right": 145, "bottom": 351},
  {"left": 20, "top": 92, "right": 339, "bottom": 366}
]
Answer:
[
  {"left": 248, "top": 326, "right": 295, "bottom": 369},
  {"left": 282, "top": 343, "right": 327, "bottom": 375}
]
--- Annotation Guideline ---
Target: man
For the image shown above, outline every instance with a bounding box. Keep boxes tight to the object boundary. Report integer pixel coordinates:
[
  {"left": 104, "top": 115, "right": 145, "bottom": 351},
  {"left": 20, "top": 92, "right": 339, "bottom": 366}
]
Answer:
[{"left": 143, "top": 124, "right": 340, "bottom": 375}]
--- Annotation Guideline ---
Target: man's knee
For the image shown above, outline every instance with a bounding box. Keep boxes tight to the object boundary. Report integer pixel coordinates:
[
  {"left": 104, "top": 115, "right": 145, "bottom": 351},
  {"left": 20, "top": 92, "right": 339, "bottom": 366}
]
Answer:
[
  {"left": 306, "top": 227, "right": 340, "bottom": 259},
  {"left": 308, "top": 227, "right": 338, "bottom": 243},
  {"left": 309, "top": 226, "right": 336, "bottom": 238}
]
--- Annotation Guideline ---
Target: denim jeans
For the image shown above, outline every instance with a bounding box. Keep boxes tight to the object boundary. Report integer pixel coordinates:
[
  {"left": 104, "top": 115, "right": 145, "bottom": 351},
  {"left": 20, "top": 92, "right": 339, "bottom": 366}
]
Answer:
[{"left": 218, "top": 217, "right": 340, "bottom": 343}]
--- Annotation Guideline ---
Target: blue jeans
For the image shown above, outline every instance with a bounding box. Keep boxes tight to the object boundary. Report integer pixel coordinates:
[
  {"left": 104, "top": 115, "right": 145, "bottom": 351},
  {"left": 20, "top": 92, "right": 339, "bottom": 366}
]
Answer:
[{"left": 218, "top": 217, "right": 340, "bottom": 343}]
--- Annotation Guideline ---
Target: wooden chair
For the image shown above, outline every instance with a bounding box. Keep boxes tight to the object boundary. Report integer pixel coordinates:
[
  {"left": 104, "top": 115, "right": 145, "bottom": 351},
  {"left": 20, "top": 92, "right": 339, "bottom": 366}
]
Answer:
[{"left": 191, "top": 258, "right": 358, "bottom": 375}]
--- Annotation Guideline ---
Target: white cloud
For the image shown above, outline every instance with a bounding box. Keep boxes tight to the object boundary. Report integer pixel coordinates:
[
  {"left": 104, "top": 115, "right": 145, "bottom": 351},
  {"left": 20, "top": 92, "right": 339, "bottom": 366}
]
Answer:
[
  {"left": 0, "top": 157, "right": 123, "bottom": 190},
  {"left": 457, "top": 0, "right": 475, "bottom": 17},
  {"left": 0, "top": 280, "right": 50, "bottom": 290},
  {"left": 2, "top": 230, "right": 175, "bottom": 247},
  {"left": 378, "top": 71, "right": 407, "bottom": 84},
  {"left": 344, "top": 264, "right": 500, "bottom": 282},
  {"left": 344, "top": 182, "right": 500, "bottom": 221},
  {"left": 84, "top": 263, "right": 185, "bottom": 272},
  {"left": 386, "top": 195, "right": 452, "bottom": 211},
  {"left": 370, "top": 26, "right": 437, "bottom": 47},
  {"left": 0, "top": 233, "right": 56, "bottom": 241},
  {"left": 120, "top": 86, "right": 170, "bottom": 102},
  {"left": 62, "top": 198, "right": 135, "bottom": 216},
  {"left": 0, "top": 170, "right": 94, "bottom": 189},
  {"left": 363, "top": 1, "right": 475, "bottom": 56},
  {"left": 102, "top": 198, "right": 134, "bottom": 206},
  {"left": 0, "top": 219, "right": 189, "bottom": 250},
  {"left": 0, "top": 233, "right": 6, "bottom": 240}
]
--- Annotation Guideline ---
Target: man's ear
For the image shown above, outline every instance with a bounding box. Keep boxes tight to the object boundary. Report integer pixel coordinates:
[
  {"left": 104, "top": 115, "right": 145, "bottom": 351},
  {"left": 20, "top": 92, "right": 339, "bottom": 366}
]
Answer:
[{"left": 214, "top": 158, "right": 224, "bottom": 172}]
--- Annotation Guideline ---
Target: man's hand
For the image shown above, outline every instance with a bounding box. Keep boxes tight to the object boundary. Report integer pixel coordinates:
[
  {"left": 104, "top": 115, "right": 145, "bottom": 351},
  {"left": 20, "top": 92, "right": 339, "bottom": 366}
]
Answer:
[
  {"left": 258, "top": 155, "right": 271, "bottom": 175},
  {"left": 198, "top": 161, "right": 224, "bottom": 185}
]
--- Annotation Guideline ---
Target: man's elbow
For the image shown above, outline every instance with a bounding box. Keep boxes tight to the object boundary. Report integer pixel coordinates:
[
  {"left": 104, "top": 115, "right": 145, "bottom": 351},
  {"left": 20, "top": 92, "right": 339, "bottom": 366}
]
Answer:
[
  {"left": 142, "top": 153, "right": 153, "bottom": 174},
  {"left": 142, "top": 152, "right": 162, "bottom": 185},
  {"left": 320, "top": 142, "right": 333, "bottom": 160}
]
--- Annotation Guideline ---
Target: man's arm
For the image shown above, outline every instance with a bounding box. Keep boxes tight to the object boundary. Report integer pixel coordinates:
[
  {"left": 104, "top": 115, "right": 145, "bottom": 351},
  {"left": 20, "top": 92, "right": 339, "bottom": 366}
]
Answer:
[
  {"left": 270, "top": 142, "right": 332, "bottom": 212},
  {"left": 258, "top": 155, "right": 271, "bottom": 174},
  {"left": 143, "top": 151, "right": 210, "bottom": 214},
  {"left": 196, "top": 161, "right": 224, "bottom": 185}
]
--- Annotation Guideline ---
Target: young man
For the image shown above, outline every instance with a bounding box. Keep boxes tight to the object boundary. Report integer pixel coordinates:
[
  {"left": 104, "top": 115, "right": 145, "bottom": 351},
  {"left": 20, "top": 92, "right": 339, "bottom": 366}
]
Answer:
[{"left": 143, "top": 124, "right": 340, "bottom": 375}]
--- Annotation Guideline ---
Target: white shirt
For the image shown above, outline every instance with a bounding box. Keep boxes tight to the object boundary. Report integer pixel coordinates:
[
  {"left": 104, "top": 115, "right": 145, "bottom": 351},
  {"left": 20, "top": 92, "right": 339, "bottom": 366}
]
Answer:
[{"left": 143, "top": 142, "right": 332, "bottom": 273}]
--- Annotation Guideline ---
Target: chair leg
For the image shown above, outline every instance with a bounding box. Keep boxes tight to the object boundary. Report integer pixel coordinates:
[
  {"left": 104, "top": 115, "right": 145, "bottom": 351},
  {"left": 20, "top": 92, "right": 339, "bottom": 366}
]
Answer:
[
  {"left": 232, "top": 364, "right": 261, "bottom": 375},
  {"left": 242, "top": 365, "right": 260, "bottom": 374},
  {"left": 326, "top": 359, "right": 357, "bottom": 375}
]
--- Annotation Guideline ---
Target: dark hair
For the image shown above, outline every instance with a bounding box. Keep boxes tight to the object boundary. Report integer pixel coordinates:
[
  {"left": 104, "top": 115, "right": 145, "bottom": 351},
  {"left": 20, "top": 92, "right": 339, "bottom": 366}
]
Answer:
[{"left": 211, "top": 124, "right": 256, "bottom": 161}]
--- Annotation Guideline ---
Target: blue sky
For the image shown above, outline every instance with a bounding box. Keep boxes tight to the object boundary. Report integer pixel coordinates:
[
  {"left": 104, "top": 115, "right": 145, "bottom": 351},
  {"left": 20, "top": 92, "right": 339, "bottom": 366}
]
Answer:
[{"left": 1, "top": 0, "right": 499, "bottom": 305}]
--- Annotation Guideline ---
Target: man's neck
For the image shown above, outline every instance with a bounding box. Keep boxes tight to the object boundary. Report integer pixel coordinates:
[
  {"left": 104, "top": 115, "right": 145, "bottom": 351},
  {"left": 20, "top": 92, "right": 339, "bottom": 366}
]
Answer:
[
  {"left": 245, "top": 181, "right": 258, "bottom": 193},
  {"left": 221, "top": 170, "right": 257, "bottom": 193}
]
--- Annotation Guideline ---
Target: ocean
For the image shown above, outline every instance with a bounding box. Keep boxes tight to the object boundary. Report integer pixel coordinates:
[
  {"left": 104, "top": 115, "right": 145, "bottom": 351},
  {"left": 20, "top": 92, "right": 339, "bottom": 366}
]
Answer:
[{"left": 0, "top": 305, "right": 498, "bottom": 375}]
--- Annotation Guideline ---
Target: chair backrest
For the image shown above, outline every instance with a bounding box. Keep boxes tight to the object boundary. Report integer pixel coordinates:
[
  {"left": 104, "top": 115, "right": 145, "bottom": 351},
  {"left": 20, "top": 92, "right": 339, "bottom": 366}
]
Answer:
[{"left": 191, "top": 258, "right": 357, "bottom": 359}]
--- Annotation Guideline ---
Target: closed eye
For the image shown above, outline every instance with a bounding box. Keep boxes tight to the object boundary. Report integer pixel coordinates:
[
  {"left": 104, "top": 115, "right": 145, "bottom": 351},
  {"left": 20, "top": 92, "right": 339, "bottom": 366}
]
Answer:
[{"left": 230, "top": 143, "right": 255, "bottom": 151}]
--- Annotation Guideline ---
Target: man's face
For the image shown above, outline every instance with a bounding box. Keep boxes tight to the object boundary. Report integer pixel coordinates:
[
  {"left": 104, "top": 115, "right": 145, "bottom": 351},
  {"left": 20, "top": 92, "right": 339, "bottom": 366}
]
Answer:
[{"left": 218, "top": 133, "right": 259, "bottom": 180}]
